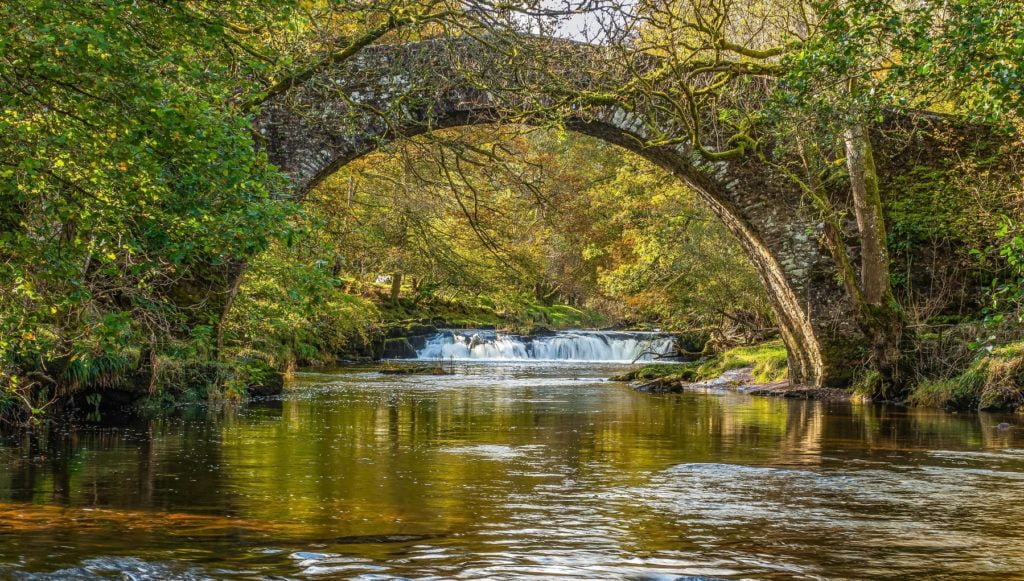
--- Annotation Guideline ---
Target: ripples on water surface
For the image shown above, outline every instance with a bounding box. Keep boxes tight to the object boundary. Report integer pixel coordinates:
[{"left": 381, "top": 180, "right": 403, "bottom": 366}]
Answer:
[{"left": 2, "top": 362, "right": 1024, "bottom": 579}]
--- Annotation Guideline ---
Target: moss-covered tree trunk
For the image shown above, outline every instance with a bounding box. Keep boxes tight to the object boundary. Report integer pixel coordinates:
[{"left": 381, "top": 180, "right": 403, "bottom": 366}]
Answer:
[{"left": 843, "top": 125, "right": 910, "bottom": 391}]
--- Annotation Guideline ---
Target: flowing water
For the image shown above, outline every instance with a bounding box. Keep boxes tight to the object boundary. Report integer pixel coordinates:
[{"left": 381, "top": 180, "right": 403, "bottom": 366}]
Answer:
[
  {"left": 415, "top": 329, "right": 676, "bottom": 362},
  {"left": 2, "top": 359, "right": 1024, "bottom": 580}
]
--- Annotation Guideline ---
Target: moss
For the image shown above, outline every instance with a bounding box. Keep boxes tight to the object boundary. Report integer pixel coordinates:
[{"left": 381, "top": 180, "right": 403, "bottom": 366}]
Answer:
[
  {"left": 527, "top": 304, "right": 606, "bottom": 329},
  {"left": 376, "top": 295, "right": 603, "bottom": 333},
  {"left": 378, "top": 298, "right": 504, "bottom": 329},
  {"left": 611, "top": 341, "right": 789, "bottom": 384},
  {"left": 696, "top": 340, "right": 789, "bottom": 383},
  {"left": 851, "top": 368, "right": 884, "bottom": 399},
  {"left": 907, "top": 341, "right": 1024, "bottom": 411},
  {"left": 611, "top": 362, "right": 696, "bottom": 382},
  {"left": 637, "top": 363, "right": 691, "bottom": 380}
]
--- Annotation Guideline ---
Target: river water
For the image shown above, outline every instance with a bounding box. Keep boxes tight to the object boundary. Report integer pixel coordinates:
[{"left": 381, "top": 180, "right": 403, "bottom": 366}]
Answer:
[{"left": 2, "top": 361, "right": 1024, "bottom": 579}]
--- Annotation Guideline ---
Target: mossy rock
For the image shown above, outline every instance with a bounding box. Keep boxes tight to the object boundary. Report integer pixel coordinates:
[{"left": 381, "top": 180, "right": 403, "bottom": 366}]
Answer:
[
  {"left": 634, "top": 376, "right": 684, "bottom": 393},
  {"left": 407, "top": 334, "right": 430, "bottom": 351},
  {"left": 382, "top": 337, "right": 417, "bottom": 359},
  {"left": 610, "top": 363, "right": 697, "bottom": 383},
  {"left": 406, "top": 323, "right": 438, "bottom": 336}
]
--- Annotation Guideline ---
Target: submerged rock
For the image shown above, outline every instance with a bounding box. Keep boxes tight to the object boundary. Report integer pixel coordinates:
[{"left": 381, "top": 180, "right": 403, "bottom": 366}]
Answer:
[{"left": 379, "top": 364, "right": 450, "bottom": 375}]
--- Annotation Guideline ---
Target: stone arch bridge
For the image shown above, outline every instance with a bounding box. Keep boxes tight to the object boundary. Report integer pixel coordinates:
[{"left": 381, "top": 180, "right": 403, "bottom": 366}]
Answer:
[{"left": 195, "top": 36, "right": 963, "bottom": 387}]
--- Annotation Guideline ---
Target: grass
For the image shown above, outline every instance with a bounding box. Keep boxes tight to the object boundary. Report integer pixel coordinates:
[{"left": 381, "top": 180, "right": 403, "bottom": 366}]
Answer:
[
  {"left": 520, "top": 304, "right": 607, "bottom": 330},
  {"left": 377, "top": 297, "right": 505, "bottom": 329},
  {"left": 907, "top": 341, "right": 1024, "bottom": 411},
  {"left": 695, "top": 340, "right": 789, "bottom": 383},
  {"left": 377, "top": 293, "right": 606, "bottom": 333},
  {"left": 610, "top": 336, "right": 1024, "bottom": 412},
  {"left": 611, "top": 340, "right": 789, "bottom": 384}
]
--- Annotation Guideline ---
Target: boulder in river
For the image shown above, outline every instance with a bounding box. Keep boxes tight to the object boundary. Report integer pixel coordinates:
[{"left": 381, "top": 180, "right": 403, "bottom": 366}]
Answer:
[
  {"left": 634, "top": 376, "right": 684, "bottom": 393},
  {"left": 382, "top": 337, "right": 418, "bottom": 359}
]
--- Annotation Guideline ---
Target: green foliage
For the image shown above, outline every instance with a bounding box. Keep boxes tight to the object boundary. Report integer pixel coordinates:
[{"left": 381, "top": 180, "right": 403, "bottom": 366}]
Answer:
[
  {"left": 781, "top": 0, "right": 1023, "bottom": 126},
  {"left": 885, "top": 0, "right": 1023, "bottom": 126},
  {"left": 696, "top": 341, "right": 790, "bottom": 384},
  {"left": 312, "top": 127, "right": 770, "bottom": 339},
  {"left": 0, "top": 0, "right": 300, "bottom": 404},
  {"left": 224, "top": 247, "right": 381, "bottom": 369},
  {"left": 614, "top": 341, "right": 789, "bottom": 385},
  {"left": 378, "top": 296, "right": 506, "bottom": 330},
  {"left": 908, "top": 342, "right": 1024, "bottom": 410},
  {"left": 3, "top": 0, "right": 1018, "bottom": 416},
  {"left": 850, "top": 368, "right": 885, "bottom": 400},
  {"left": 989, "top": 217, "right": 1024, "bottom": 325},
  {"left": 530, "top": 305, "right": 605, "bottom": 329},
  {"left": 60, "top": 351, "right": 134, "bottom": 391},
  {"left": 589, "top": 161, "right": 773, "bottom": 337}
]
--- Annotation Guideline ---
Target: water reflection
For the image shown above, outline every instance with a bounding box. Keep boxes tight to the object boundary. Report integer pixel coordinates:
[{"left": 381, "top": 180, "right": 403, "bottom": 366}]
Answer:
[{"left": 1, "top": 362, "right": 1022, "bottom": 579}]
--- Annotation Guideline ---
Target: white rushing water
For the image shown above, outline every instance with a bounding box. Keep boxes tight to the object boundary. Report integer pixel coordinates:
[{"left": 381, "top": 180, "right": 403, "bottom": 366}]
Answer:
[{"left": 415, "top": 329, "right": 676, "bottom": 362}]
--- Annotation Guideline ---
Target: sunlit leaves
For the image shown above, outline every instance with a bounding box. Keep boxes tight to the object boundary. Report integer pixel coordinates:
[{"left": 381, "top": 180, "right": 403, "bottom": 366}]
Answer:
[{"left": 0, "top": 0, "right": 300, "bottom": 389}]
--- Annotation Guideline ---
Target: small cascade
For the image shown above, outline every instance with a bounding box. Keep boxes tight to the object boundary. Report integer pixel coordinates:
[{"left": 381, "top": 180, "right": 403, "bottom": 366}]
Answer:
[{"left": 415, "top": 329, "right": 676, "bottom": 362}]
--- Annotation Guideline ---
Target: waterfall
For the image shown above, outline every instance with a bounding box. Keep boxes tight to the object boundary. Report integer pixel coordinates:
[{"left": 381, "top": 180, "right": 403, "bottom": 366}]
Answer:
[{"left": 414, "top": 329, "right": 676, "bottom": 362}]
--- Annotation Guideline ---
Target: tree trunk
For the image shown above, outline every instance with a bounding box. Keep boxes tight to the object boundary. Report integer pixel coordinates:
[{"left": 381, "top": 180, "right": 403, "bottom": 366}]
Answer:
[
  {"left": 214, "top": 260, "right": 248, "bottom": 361},
  {"left": 844, "top": 125, "right": 909, "bottom": 391},
  {"left": 390, "top": 272, "right": 403, "bottom": 303},
  {"left": 844, "top": 125, "right": 891, "bottom": 305}
]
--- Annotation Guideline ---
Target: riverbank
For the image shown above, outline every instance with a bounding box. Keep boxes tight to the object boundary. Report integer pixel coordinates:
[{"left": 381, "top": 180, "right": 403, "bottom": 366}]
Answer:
[
  {"left": 613, "top": 338, "right": 1024, "bottom": 410},
  {"left": 610, "top": 341, "right": 788, "bottom": 385},
  {"left": 621, "top": 366, "right": 852, "bottom": 402},
  {"left": 606, "top": 340, "right": 848, "bottom": 400}
]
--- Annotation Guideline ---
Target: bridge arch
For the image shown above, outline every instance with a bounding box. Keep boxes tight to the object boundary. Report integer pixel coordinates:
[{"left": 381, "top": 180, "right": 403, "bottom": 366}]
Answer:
[{"left": 252, "top": 38, "right": 866, "bottom": 387}]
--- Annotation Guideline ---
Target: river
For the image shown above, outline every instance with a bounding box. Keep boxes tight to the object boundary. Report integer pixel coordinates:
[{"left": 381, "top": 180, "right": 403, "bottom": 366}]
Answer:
[{"left": 1, "top": 358, "right": 1023, "bottom": 579}]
